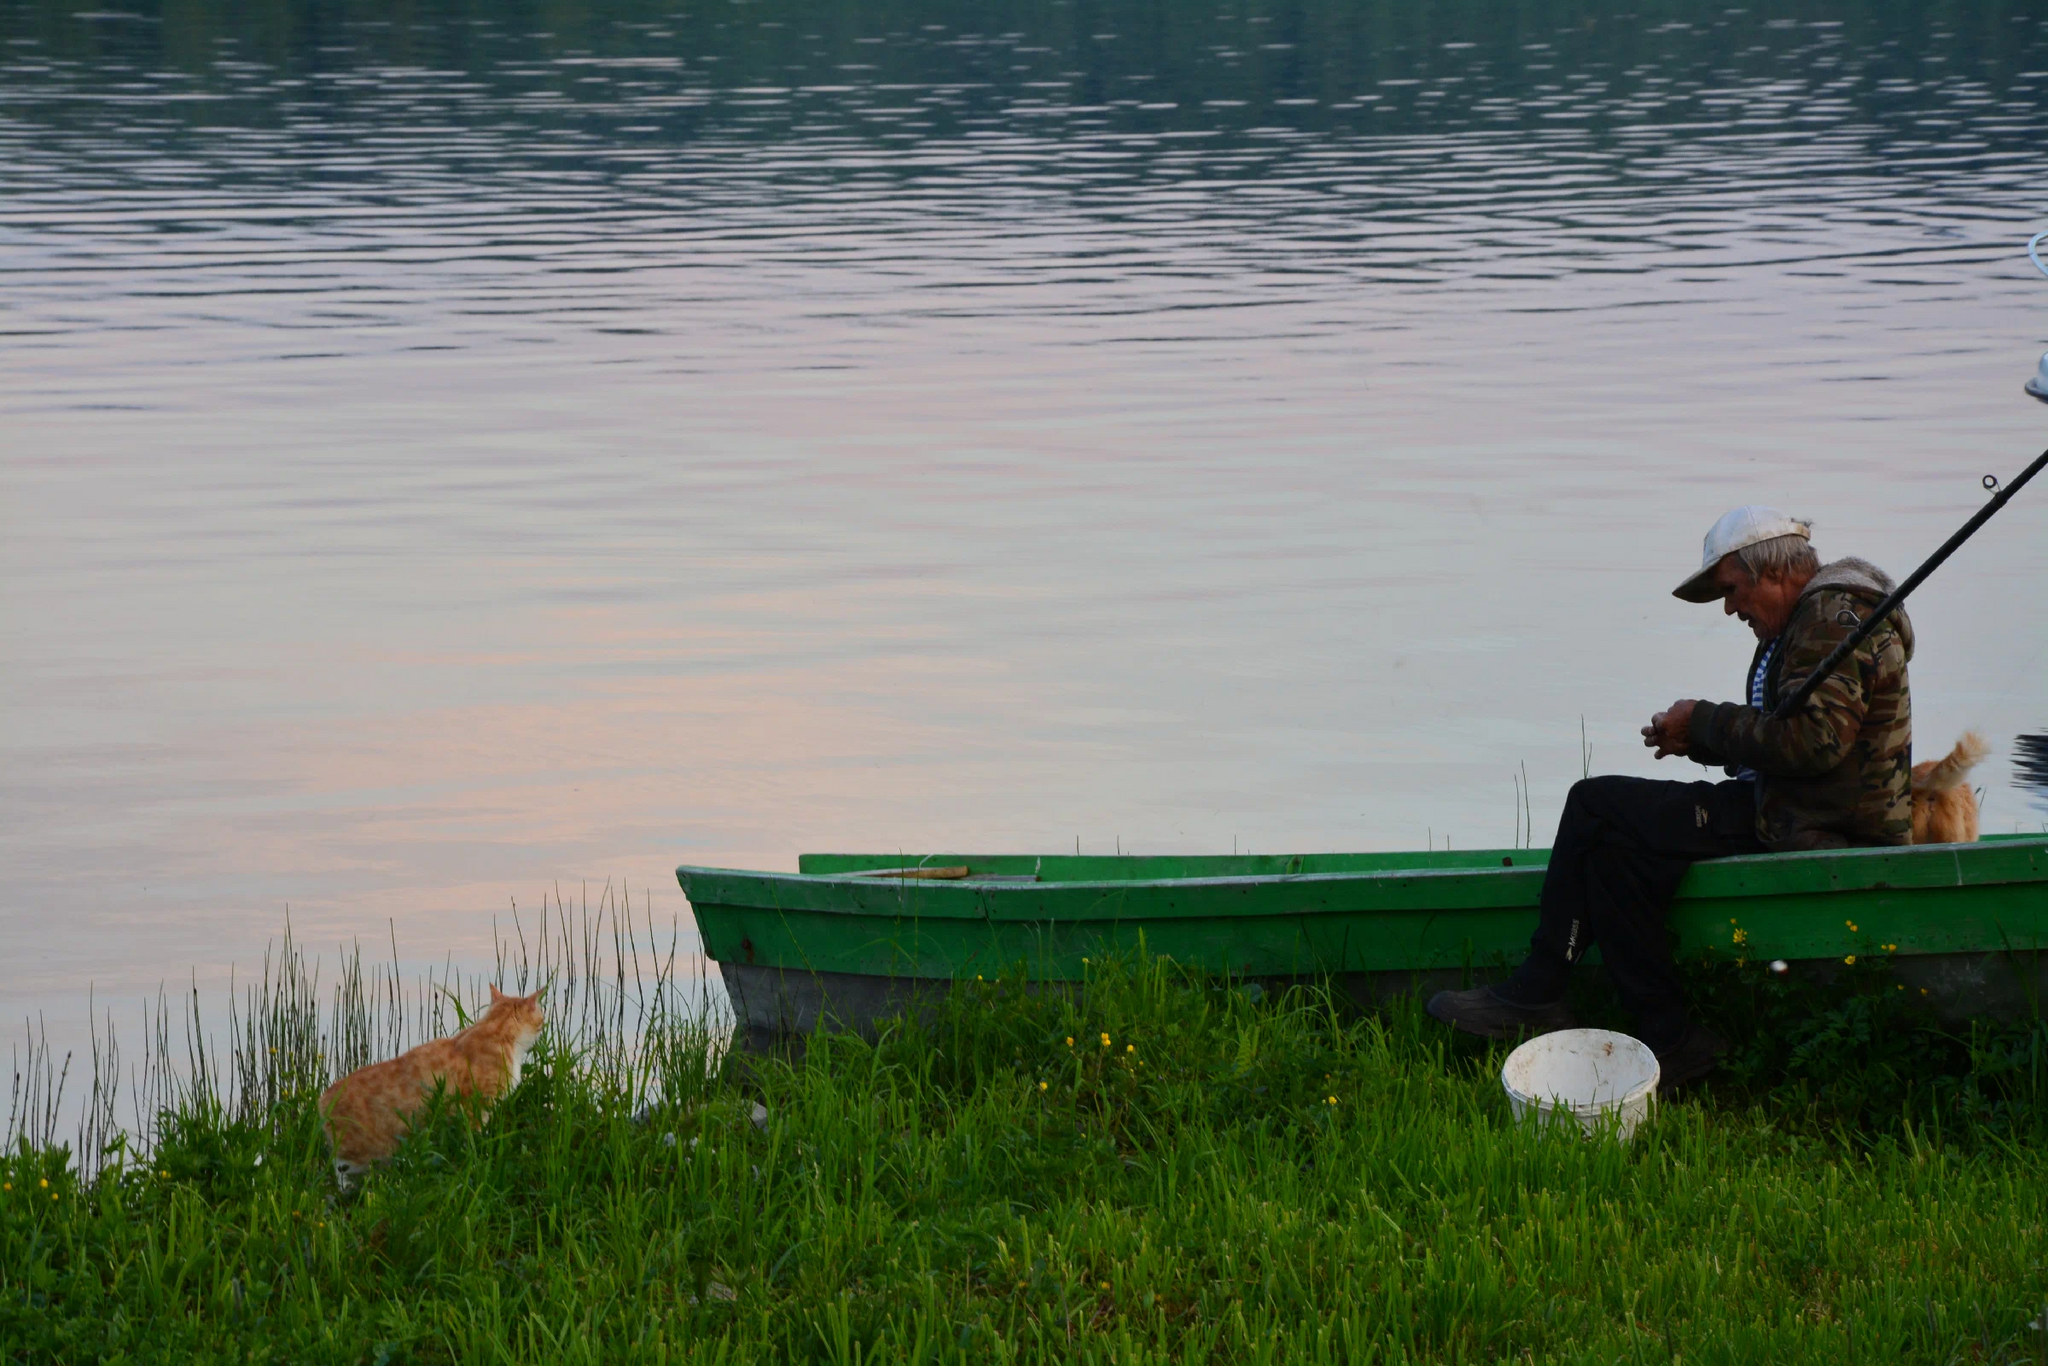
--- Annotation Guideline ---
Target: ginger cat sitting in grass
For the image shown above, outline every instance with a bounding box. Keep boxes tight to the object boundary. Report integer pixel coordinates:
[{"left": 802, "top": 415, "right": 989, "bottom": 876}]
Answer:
[
  {"left": 320, "top": 985, "right": 544, "bottom": 1188},
  {"left": 1911, "top": 732, "right": 1990, "bottom": 845}
]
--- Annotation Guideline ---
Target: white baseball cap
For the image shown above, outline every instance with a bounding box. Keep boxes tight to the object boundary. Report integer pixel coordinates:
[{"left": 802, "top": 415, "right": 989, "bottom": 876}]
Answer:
[{"left": 1673, "top": 505, "right": 1812, "bottom": 602}]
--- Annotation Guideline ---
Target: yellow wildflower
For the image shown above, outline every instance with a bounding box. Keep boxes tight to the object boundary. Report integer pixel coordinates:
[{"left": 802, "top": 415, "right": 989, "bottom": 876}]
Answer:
[
  {"left": 1100, "top": 1033, "right": 1111, "bottom": 1048},
  {"left": 1845, "top": 920, "right": 1858, "bottom": 932},
  {"left": 38, "top": 1179, "right": 48, "bottom": 1190},
  {"left": 1038, "top": 1081, "right": 1048, "bottom": 1091},
  {"left": 1844, "top": 955, "right": 1856, "bottom": 966},
  {"left": 2, "top": 1183, "right": 9, "bottom": 1192},
  {"left": 1126, "top": 1044, "right": 1135, "bottom": 1054},
  {"left": 1065, "top": 1037, "right": 1073, "bottom": 1047}
]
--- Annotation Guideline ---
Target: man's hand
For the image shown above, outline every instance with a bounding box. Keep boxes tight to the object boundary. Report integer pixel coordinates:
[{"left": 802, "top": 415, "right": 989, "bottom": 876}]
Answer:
[{"left": 1642, "top": 699, "right": 1699, "bottom": 760}]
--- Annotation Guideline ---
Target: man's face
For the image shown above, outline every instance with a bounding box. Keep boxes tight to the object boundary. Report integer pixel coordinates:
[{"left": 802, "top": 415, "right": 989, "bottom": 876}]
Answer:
[{"left": 1709, "top": 555, "right": 1799, "bottom": 642}]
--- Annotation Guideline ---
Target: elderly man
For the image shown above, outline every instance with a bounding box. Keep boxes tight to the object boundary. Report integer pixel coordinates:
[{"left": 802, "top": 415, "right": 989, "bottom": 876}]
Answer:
[{"left": 1427, "top": 507, "right": 1914, "bottom": 1086}]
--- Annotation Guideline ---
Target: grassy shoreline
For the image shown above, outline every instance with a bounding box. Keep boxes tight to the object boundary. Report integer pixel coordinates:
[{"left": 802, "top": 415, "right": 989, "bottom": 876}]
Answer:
[{"left": 6, "top": 932, "right": 2048, "bottom": 1363}]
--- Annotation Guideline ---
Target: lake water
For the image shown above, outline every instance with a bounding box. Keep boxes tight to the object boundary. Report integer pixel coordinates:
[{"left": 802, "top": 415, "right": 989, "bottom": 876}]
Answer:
[{"left": 4, "top": 0, "right": 2047, "bottom": 1065}]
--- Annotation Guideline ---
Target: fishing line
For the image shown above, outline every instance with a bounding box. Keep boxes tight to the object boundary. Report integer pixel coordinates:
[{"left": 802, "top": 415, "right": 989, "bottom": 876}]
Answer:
[
  {"left": 2030, "top": 232, "right": 2048, "bottom": 402},
  {"left": 1773, "top": 234, "right": 2048, "bottom": 717},
  {"left": 1966, "top": 230, "right": 2048, "bottom": 806}
]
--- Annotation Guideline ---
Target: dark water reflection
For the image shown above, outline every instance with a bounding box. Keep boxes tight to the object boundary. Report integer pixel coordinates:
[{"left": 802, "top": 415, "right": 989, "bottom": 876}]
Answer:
[{"left": 2, "top": 0, "right": 2046, "bottom": 1033}]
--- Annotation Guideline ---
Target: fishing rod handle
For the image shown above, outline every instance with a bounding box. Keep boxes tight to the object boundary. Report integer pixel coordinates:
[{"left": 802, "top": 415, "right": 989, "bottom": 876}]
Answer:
[{"left": 1770, "top": 446, "right": 2048, "bottom": 721}]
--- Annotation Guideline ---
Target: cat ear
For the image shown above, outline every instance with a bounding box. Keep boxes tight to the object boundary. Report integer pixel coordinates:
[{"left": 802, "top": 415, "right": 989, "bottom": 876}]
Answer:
[{"left": 489, "top": 985, "right": 506, "bottom": 1004}]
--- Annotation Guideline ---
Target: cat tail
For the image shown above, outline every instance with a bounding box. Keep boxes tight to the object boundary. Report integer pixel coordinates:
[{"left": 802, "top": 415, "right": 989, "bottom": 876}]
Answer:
[{"left": 1915, "top": 732, "right": 1991, "bottom": 793}]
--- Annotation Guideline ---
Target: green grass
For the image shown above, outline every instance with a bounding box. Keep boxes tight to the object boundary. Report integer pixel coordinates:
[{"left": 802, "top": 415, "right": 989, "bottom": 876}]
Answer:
[{"left": 6, "top": 920, "right": 2048, "bottom": 1363}]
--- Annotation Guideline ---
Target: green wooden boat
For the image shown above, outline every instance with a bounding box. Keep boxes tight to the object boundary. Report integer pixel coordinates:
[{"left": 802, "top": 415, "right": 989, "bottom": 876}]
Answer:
[{"left": 677, "top": 835, "right": 2048, "bottom": 1048}]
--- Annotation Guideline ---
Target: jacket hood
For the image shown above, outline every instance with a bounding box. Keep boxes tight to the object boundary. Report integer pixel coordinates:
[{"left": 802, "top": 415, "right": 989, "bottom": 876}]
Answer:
[
  {"left": 1797, "top": 557, "right": 1914, "bottom": 658},
  {"left": 1802, "top": 556, "right": 1894, "bottom": 598}
]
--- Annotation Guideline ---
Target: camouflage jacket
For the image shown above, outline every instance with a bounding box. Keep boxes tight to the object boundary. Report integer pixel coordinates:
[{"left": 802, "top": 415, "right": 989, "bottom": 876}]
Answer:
[{"left": 1685, "top": 558, "right": 1914, "bottom": 851}]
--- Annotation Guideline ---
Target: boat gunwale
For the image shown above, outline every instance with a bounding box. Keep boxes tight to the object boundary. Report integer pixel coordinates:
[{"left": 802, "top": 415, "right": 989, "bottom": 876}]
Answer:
[
  {"left": 685, "top": 863, "right": 1538, "bottom": 896},
  {"left": 677, "top": 834, "right": 2047, "bottom": 921}
]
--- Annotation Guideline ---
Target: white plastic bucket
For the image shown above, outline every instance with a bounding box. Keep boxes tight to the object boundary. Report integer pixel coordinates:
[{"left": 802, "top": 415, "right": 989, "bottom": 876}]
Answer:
[{"left": 1501, "top": 1028, "right": 1660, "bottom": 1140}]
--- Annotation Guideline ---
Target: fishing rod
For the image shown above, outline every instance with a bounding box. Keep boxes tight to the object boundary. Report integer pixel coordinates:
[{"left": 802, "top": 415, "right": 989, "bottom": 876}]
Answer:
[{"left": 1773, "top": 234, "right": 2048, "bottom": 720}]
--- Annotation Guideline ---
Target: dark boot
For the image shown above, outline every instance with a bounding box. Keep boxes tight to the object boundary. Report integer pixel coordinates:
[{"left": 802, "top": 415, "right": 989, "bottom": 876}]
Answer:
[
  {"left": 1425, "top": 986, "right": 1575, "bottom": 1041},
  {"left": 1654, "top": 1023, "right": 1726, "bottom": 1092}
]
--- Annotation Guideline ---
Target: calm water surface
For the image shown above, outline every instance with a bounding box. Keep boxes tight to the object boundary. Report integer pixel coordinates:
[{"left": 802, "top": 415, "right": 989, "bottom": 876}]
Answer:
[{"left": 4, "top": 0, "right": 2047, "bottom": 1047}]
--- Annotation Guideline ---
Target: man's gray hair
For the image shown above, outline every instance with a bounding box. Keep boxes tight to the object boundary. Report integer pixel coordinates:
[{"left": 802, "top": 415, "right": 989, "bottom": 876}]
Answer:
[{"left": 1734, "top": 529, "right": 1819, "bottom": 583}]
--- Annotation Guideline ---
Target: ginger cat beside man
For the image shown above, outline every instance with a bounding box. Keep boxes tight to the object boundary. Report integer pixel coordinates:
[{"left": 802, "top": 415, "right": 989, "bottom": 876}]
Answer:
[{"left": 1911, "top": 731, "right": 1989, "bottom": 845}]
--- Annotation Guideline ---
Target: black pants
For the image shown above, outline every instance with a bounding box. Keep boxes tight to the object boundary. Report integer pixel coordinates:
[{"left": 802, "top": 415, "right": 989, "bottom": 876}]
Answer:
[{"left": 1503, "top": 776, "right": 1763, "bottom": 1051}]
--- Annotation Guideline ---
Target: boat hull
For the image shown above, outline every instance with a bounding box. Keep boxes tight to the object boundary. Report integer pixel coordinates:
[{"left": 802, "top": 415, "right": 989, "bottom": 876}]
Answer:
[{"left": 679, "top": 837, "right": 2048, "bottom": 1046}]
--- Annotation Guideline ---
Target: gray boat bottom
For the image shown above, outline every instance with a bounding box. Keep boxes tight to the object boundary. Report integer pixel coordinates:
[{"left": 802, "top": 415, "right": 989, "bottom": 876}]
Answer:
[{"left": 719, "top": 953, "right": 2048, "bottom": 1054}]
